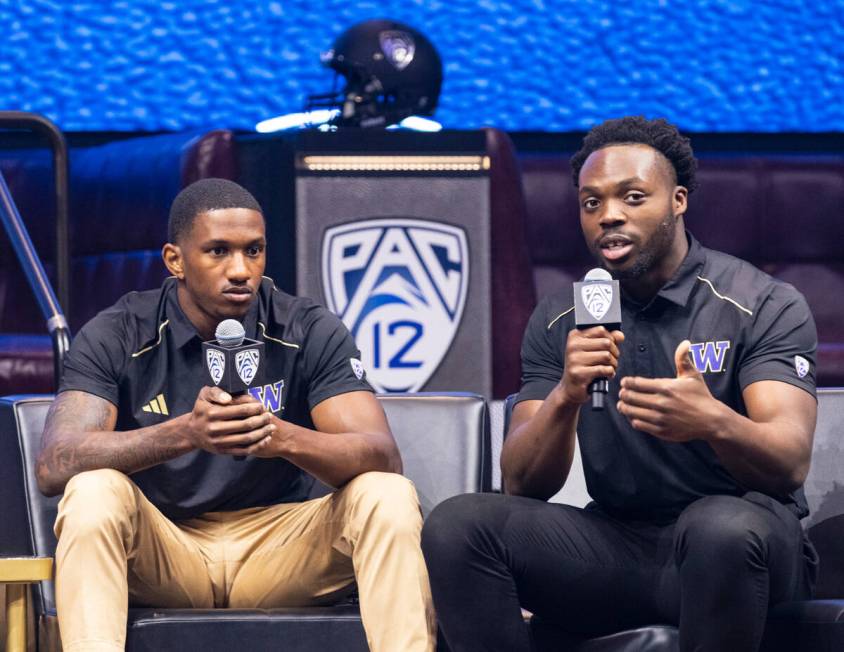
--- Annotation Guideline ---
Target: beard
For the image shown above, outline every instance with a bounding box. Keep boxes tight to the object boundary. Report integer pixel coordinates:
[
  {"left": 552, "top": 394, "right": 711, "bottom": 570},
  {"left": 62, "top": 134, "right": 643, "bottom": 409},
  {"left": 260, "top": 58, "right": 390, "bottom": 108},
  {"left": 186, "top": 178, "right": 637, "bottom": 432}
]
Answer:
[{"left": 605, "top": 211, "right": 679, "bottom": 281}]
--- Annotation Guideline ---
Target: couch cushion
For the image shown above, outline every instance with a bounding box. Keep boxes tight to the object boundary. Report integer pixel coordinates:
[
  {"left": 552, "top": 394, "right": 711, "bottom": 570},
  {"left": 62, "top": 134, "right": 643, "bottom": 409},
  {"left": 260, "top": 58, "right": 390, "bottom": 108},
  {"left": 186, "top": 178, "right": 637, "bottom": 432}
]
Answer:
[
  {"left": 761, "top": 600, "right": 844, "bottom": 652},
  {"left": 763, "top": 163, "right": 844, "bottom": 263},
  {"left": 687, "top": 159, "right": 762, "bottom": 263},
  {"left": 531, "top": 618, "right": 679, "bottom": 652},
  {"left": 126, "top": 606, "right": 368, "bottom": 652},
  {"left": 0, "top": 336, "right": 53, "bottom": 395},
  {"left": 519, "top": 155, "right": 590, "bottom": 270}
]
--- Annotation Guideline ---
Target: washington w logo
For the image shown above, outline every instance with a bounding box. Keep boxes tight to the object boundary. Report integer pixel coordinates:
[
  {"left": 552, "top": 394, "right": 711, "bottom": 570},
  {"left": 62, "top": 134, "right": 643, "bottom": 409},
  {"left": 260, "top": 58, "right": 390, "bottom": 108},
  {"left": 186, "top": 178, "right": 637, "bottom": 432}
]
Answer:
[
  {"left": 322, "top": 218, "right": 469, "bottom": 392},
  {"left": 689, "top": 340, "right": 731, "bottom": 373}
]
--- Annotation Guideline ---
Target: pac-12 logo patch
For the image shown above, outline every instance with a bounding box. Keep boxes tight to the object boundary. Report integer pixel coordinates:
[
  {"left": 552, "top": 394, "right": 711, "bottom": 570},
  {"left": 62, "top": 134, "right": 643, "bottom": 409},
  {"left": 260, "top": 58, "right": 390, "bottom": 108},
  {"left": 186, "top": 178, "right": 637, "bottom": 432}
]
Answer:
[
  {"left": 794, "top": 355, "right": 810, "bottom": 378},
  {"left": 350, "top": 358, "right": 366, "bottom": 380},
  {"left": 235, "top": 349, "right": 260, "bottom": 385},
  {"left": 581, "top": 283, "right": 613, "bottom": 321},
  {"left": 206, "top": 349, "right": 225, "bottom": 385},
  {"left": 322, "top": 218, "right": 469, "bottom": 393}
]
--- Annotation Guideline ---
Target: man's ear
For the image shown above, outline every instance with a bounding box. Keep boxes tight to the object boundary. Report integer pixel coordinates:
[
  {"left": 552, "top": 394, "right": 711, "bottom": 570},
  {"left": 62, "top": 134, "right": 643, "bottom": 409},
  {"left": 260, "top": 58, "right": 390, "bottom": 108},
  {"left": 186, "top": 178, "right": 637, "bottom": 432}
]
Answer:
[
  {"left": 673, "top": 185, "right": 688, "bottom": 218},
  {"left": 162, "top": 243, "right": 184, "bottom": 279}
]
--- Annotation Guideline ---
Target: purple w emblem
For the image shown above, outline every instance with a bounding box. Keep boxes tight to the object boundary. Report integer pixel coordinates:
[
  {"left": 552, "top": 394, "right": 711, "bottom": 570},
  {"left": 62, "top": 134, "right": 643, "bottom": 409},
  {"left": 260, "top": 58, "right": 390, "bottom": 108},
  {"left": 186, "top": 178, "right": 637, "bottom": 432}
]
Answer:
[{"left": 689, "top": 341, "right": 731, "bottom": 373}]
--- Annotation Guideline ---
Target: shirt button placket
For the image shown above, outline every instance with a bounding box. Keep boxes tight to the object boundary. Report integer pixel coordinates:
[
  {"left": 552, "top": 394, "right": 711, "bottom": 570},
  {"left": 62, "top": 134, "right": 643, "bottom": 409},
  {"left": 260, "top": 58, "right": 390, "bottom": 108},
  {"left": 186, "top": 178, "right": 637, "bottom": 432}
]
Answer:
[{"left": 635, "top": 312, "right": 656, "bottom": 377}]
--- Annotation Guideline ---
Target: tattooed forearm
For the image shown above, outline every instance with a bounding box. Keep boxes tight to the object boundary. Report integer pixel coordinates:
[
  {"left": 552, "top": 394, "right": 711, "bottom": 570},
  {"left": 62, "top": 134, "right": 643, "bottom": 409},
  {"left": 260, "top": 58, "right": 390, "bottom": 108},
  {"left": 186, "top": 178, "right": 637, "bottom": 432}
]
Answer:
[{"left": 36, "top": 391, "right": 193, "bottom": 496}]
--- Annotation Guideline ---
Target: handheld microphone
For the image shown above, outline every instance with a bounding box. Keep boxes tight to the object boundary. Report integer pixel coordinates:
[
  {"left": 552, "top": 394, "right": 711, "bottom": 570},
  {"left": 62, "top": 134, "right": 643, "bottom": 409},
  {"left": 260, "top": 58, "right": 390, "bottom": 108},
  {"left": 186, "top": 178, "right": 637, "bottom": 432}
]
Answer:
[
  {"left": 573, "top": 268, "right": 622, "bottom": 410},
  {"left": 203, "top": 319, "right": 265, "bottom": 459}
]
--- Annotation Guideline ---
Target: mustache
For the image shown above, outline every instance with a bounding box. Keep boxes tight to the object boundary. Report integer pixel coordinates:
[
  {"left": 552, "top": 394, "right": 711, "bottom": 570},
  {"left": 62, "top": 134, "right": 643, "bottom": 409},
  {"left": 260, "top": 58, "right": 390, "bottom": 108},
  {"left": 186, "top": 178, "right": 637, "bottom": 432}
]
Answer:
[{"left": 594, "top": 231, "right": 637, "bottom": 249}]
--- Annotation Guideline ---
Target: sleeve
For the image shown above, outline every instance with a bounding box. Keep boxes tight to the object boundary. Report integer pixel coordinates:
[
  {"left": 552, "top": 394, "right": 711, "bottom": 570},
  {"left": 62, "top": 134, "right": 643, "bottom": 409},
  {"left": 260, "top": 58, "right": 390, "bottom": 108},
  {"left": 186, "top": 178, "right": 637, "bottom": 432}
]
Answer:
[
  {"left": 738, "top": 284, "right": 817, "bottom": 398},
  {"left": 515, "top": 299, "right": 567, "bottom": 404},
  {"left": 301, "top": 307, "right": 374, "bottom": 409},
  {"left": 58, "top": 313, "right": 127, "bottom": 406}
]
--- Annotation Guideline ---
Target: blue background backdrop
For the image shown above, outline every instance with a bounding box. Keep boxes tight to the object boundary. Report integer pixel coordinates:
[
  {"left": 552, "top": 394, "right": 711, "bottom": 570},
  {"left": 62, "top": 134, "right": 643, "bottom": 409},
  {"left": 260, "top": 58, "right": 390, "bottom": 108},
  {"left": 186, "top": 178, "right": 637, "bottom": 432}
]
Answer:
[{"left": 1, "top": 0, "right": 842, "bottom": 132}]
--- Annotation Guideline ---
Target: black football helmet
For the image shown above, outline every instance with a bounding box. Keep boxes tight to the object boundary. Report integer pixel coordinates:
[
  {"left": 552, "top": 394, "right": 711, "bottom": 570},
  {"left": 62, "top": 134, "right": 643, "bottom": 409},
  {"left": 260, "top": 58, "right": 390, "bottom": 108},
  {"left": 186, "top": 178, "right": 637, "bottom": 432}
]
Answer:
[{"left": 306, "top": 19, "right": 443, "bottom": 128}]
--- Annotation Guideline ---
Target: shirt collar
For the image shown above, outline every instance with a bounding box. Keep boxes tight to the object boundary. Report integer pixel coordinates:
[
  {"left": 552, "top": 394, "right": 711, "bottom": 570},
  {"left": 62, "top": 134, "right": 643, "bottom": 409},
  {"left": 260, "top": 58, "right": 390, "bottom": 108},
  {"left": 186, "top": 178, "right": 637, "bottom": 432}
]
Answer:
[
  {"left": 653, "top": 231, "right": 707, "bottom": 308},
  {"left": 620, "top": 231, "right": 707, "bottom": 311},
  {"left": 164, "top": 278, "right": 261, "bottom": 349}
]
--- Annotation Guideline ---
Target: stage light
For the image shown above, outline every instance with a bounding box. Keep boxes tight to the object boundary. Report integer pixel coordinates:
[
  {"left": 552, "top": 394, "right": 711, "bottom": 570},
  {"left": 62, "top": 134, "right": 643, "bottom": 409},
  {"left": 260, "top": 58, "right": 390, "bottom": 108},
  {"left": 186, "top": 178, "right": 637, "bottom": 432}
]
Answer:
[{"left": 255, "top": 109, "right": 340, "bottom": 133}]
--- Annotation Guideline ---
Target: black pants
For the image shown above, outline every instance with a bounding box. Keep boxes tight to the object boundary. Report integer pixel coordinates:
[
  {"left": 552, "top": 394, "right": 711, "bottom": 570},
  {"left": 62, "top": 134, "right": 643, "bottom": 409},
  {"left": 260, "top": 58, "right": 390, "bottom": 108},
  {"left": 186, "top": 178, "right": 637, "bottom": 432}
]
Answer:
[{"left": 421, "top": 492, "right": 817, "bottom": 652}]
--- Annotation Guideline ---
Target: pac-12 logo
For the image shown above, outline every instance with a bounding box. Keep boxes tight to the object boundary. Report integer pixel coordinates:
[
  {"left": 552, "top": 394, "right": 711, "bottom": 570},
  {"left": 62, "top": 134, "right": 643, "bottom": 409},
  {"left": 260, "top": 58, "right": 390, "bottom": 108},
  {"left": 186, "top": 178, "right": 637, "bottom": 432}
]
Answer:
[
  {"left": 581, "top": 283, "right": 613, "bottom": 321},
  {"left": 322, "top": 218, "right": 469, "bottom": 392},
  {"left": 206, "top": 349, "right": 225, "bottom": 385},
  {"left": 235, "top": 349, "right": 260, "bottom": 385}
]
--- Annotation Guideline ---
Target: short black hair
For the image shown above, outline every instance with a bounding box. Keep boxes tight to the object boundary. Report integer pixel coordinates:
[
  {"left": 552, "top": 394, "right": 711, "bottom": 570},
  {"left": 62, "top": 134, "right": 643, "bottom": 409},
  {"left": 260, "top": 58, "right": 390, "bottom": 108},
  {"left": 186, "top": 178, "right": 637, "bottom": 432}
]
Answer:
[
  {"left": 570, "top": 116, "right": 698, "bottom": 192},
  {"left": 168, "top": 178, "right": 263, "bottom": 243}
]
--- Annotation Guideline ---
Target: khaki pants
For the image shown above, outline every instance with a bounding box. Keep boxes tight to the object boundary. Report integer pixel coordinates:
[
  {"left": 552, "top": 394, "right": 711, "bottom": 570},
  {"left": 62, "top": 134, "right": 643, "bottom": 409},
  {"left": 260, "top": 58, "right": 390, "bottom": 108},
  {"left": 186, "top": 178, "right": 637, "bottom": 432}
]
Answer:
[{"left": 54, "top": 469, "right": 436, "bottom": 652}]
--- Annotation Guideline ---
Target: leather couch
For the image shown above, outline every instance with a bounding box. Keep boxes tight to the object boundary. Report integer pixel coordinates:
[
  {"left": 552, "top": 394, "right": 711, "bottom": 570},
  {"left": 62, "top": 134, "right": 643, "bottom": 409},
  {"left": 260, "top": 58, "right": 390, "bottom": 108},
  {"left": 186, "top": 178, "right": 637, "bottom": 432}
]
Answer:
[
  {"left": 519, "top": 153, "right": 844, "bottom": 386},
  {"left": 0, "top": 392, "right": 491, "bottom": 651}
]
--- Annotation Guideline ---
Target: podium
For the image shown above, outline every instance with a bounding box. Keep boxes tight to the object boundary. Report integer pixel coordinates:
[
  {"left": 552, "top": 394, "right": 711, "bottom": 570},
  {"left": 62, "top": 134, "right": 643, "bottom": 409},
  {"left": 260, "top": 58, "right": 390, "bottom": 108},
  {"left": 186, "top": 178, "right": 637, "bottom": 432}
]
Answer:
[{"left": 237, "top": 129, "right": 535, "bottom": 398}]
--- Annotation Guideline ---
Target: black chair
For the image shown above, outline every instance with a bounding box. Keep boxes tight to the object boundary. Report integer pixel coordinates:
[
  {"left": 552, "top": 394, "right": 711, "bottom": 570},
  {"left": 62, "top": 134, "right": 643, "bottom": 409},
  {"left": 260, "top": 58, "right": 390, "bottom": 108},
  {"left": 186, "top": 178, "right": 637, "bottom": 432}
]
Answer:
[
  {"left": 502, "top": 389, "right": 844, "bottom": 652},
  {"left": 0, "top": 392, "right": 491, "bottom": 651}
]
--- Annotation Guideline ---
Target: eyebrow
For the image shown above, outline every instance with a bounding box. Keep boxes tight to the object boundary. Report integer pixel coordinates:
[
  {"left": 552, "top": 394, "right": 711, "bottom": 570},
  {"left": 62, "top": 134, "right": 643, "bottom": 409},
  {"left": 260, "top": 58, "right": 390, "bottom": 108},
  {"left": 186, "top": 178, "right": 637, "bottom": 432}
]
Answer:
[
  {"left": 201, "top": 238, "right": 266, "bottom": 247},
  {"left": 579, "top": 177, "right": 646, "bottom": 195}
]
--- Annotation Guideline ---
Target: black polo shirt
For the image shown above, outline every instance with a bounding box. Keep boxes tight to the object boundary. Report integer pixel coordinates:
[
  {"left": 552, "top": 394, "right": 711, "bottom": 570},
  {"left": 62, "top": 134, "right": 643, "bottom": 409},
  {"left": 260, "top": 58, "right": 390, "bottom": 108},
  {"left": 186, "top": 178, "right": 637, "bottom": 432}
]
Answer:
[
  {"left": 517, "top": 233, "right": 817, "bottom": 522},
  {"left": 59, "top": 277, "right": 372, "bottom": 521}
]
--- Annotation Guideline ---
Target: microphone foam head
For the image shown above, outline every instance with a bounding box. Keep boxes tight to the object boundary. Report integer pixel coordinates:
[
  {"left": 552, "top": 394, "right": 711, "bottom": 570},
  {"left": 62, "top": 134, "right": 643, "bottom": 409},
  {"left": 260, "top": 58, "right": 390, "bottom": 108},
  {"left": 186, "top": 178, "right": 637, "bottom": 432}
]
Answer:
[
  {"left": 584, "top": 267, "right": 612, "bottom": 282},
  {"left": 215, "top": 319, "right": 245, "bottom": 348}
]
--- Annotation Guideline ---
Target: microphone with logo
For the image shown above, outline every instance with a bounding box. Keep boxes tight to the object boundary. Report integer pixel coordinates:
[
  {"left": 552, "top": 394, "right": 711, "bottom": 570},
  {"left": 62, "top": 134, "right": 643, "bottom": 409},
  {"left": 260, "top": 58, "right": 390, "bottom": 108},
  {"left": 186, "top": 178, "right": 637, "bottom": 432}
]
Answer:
[
  {"left": 573, "top": 268, "right": 622, "bottom": 411},
  {"left": 203, "top": 319, "right": 265, "bottom": 459}
]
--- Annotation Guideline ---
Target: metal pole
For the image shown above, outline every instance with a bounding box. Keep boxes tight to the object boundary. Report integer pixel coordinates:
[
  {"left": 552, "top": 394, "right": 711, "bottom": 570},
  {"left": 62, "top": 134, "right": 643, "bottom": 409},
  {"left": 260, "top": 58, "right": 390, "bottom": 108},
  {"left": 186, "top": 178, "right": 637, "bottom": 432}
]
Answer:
[
  {"left": 0, "top": 169, "right": 70, "bottom": 385},
  {"left": 0, "top": 111, "right": 70, "bottom": 321}
]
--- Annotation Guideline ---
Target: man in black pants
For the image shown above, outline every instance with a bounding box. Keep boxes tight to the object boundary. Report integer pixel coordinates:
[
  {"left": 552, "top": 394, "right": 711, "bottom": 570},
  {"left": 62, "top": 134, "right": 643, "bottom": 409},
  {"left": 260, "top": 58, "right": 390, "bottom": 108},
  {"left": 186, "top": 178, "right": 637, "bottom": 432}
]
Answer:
[{"left": 421, "top": 116, "right": 819, "bottom": 651}]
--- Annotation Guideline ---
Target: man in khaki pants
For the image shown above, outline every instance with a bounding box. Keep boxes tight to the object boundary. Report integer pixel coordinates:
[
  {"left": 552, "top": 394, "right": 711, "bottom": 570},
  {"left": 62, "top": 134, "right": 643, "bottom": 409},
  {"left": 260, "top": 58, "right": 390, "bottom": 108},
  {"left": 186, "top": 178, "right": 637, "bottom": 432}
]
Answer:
[{"left": 36, "top": 178, "right": 436, "bottom": 652}]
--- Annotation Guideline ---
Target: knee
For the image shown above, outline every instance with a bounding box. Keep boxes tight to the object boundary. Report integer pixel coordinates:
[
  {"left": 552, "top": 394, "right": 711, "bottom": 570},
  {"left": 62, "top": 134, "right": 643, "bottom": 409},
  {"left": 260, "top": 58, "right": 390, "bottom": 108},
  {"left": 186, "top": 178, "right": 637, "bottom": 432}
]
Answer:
[
  {"left": 341, "top": 471, "right": 422, "bottom": 534},
  {"left": 56, "top": 469, "right": 138, "bottom": 537},
  {"left": 421, "top": 493, "right": 495, "bottom": 564},
  {"left": 675, "top": 496, "right": 769, "bottom": 566}
]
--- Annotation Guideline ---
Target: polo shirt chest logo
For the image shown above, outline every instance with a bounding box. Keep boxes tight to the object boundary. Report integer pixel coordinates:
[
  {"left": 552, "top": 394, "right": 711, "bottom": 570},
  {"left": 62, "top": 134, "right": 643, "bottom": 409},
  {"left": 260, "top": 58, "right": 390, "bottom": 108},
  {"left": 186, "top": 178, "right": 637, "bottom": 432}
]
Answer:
[
  {"left": 248, "top": 379, "right": 285, "bottom": 413},
  {"left": 689, "top": 340, "right": 731, "bottom": 373},
  {"left": 141, "top": 393, "right": 169, "bottom": 416}
]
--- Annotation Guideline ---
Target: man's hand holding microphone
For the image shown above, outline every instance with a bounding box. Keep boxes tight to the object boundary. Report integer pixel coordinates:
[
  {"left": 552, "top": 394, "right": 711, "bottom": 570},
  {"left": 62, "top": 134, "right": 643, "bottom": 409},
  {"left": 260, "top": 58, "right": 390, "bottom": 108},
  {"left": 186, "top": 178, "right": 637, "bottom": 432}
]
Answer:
[
  {"left": 184, "top": 386, "right": 274, "bottom": 457},
  {"left": 568, "top": 268, "right": 624, "bottom": 410},
  {"left": 560, "top": 326, "right": 625, "bottom": 408},
  {"left": 182, "top": 319, "right": 277, "bottom": 458}
]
